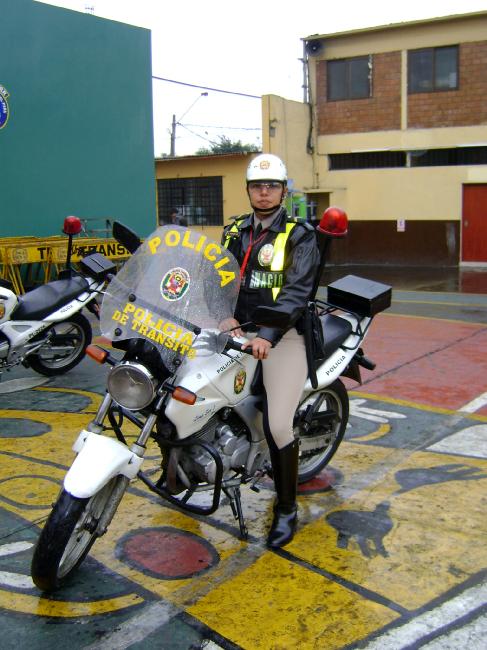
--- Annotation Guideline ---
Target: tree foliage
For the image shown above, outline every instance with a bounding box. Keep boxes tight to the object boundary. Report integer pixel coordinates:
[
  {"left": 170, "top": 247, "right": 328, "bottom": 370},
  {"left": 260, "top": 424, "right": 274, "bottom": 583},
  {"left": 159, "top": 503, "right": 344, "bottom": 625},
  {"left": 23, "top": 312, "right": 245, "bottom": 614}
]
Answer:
[{"left": 195, "top": 135, "right": 260, "bottom": 156}]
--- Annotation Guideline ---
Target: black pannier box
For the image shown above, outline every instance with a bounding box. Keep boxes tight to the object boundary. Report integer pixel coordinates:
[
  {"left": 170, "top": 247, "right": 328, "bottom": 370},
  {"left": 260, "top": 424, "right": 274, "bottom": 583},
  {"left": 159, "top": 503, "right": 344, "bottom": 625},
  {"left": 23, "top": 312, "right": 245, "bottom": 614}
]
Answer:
[
  {"left": 327, "top": 275, "right": 392, "bottom": 317},
  {"left": 80, "top": 252, "right": 116, "bottom": 280}
]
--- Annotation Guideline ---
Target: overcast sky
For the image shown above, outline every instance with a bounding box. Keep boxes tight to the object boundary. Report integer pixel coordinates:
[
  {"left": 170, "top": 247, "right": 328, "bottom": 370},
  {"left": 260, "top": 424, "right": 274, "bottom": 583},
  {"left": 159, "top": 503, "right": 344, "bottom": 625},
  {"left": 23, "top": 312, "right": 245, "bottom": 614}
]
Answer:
[{"left": 38, "top": 0, "right": 487, "bottom": 156}]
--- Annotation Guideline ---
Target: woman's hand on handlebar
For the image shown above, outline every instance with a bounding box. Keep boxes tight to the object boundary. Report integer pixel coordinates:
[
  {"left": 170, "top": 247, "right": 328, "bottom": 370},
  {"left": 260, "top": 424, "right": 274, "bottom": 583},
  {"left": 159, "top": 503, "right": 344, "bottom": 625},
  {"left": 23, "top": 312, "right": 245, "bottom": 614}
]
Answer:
[
  {"left": 241, "top": 336, "right": 272, "bottom": 360},
  {"left": 219, "top": 318, "right": 244, "bottom": 338}
]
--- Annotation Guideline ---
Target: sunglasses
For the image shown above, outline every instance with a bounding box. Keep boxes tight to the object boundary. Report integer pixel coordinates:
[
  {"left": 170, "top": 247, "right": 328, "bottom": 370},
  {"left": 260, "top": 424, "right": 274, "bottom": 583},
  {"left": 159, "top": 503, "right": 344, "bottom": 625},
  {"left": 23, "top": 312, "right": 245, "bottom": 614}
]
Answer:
[{"left": 248, "top": 181, "right": 283, "bottom": 191}]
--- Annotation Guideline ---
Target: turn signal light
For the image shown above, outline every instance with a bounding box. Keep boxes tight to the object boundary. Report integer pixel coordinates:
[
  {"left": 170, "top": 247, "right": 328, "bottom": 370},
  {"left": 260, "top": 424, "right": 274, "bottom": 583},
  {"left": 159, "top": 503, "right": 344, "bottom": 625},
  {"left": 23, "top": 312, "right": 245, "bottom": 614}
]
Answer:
[
  {"left": 317, "top": 207, "right": 348, "bottom": 238},
  {"left": 172, "top": 386, "right": 197, "bottom": 405},
  {"left": 86, "top": 344, "right": 108, "bottom": 364}
]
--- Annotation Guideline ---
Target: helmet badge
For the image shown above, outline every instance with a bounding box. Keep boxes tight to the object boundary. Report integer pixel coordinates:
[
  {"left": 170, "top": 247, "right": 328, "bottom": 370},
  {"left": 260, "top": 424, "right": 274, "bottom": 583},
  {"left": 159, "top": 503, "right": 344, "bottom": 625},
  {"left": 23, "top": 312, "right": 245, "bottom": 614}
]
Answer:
[{"left": 259, "top": 160, "right": 271, "bottom": 170}]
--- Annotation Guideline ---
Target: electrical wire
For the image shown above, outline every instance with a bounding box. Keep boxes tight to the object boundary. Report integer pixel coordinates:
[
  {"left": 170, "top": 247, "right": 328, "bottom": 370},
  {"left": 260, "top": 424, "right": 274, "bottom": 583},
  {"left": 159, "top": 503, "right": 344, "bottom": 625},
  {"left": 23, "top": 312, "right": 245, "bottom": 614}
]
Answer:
[
  {"left": 183, "top": 123, "right": 261, "bottom": 131},
  {"left": 152, "top": 75, "right": 261, "bottom": 99}
]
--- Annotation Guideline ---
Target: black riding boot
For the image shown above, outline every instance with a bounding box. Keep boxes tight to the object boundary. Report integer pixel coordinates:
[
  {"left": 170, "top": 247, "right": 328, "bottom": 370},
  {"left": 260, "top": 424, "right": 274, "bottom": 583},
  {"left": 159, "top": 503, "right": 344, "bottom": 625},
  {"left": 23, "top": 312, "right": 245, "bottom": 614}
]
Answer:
[{"left": 267, "top": 439, "right": 299, "bottom": 549}]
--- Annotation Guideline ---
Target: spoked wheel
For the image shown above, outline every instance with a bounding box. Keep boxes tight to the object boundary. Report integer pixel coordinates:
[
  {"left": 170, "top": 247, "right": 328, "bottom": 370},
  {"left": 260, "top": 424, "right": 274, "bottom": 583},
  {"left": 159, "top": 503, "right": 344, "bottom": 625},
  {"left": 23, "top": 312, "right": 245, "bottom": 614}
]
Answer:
[
  {"left": 29, "top": 312, "right": 91, "bottom": 376},
  {"left": 295, "top": 379, "right": 349, "bottom": 483},
  {"left": 31, "top": 478, "right": 119, "bottom": 592}
]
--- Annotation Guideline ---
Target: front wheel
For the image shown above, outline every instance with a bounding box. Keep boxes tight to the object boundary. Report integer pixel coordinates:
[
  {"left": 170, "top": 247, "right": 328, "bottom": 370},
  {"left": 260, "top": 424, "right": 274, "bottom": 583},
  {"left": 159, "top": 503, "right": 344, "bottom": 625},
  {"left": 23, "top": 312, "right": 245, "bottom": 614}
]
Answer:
[
  {"left": 29, "top": 312, "right": 92, "bottom": 376},
  {"left": 295, "top": 378, "right": 349, "bottom": 483},
  {"left": 31, "top": 478, "right": 120, "bottom": 592}
]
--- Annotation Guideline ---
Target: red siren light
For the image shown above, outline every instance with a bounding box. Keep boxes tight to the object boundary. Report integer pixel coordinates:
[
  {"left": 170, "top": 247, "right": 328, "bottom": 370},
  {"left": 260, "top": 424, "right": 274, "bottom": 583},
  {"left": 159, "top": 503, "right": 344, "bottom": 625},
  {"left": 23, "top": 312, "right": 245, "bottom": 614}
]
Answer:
[
  {"left": 63, "top": 216, "right": 83, "bottom": 235},
  {"left": 317, "top": 207, "right": 348, "bottom": 238}
]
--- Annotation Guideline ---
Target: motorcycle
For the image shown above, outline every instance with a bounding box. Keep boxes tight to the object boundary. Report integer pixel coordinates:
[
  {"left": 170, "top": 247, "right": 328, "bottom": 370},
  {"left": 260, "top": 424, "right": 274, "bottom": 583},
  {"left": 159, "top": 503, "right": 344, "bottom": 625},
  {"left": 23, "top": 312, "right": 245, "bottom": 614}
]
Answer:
[
  {"left": 0, "top": 216, "right": 115, "bottom": 377},
  {"left": 30, "top": 209, "right": 391, "bottom": 591}
]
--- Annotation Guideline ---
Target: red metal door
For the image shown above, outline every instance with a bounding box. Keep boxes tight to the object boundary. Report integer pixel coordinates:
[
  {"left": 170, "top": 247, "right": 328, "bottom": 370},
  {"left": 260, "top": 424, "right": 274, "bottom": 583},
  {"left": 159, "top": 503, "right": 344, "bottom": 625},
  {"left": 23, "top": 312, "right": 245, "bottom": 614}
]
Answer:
[{"left": 462, "top": 184, "right": 487, "bottom": 263}]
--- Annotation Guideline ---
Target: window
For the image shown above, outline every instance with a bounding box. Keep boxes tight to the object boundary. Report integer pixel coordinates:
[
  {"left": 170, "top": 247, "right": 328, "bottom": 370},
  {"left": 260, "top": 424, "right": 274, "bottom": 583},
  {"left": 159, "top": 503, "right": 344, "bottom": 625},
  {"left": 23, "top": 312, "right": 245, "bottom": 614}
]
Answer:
[
  {"left": 327, "top": 147, "right": 487, "bottom": 170},
  {"left": 409, "top": 147, "right": 487, "bottom": 167},
  {"left": 329, "top": 151, "right": 406, "bottom": 170},
  {"left": 408, "top": 46, "right": 458, "bottom": 93},
  {"left": 327, "top": 56, "right": 371, "bottom": 101},
  {"left": 157, "top": 176, "right": 223, "bottom": 226}
]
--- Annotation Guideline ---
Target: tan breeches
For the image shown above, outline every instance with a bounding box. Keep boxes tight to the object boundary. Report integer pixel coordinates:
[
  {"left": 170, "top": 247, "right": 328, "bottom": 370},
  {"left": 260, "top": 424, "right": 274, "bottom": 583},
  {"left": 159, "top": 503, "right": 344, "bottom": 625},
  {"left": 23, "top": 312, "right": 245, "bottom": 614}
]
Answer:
[{"left": 262, "top": 328, "right": 308, "bottom": 449}]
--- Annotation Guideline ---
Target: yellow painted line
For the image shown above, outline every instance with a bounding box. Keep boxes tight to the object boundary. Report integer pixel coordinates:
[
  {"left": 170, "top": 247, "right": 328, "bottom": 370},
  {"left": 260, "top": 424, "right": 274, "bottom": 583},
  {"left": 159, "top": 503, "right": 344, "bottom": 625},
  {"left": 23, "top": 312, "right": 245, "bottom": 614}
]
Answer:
[
  {"left": 0, "top": 590, "right": 145, "bottom": 617},
  {"left": 350, "top": 391, "right": 487, "bottom": 423},
  {"left": 292, "top": 445, "right": 487, "bottom": 611},
  {"left": 189, "top": 552, "right": 398, "bottom": 649},
  {"left": 353, "top": 424, "right": 390, "bottom": 442}
]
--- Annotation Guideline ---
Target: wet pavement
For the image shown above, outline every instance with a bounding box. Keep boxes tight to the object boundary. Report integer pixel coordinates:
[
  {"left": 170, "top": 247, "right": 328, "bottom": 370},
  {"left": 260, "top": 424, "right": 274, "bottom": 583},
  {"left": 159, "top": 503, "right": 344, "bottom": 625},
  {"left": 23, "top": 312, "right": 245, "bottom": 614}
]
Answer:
[
  {"left": 0, "top": 268, "right": 486, "bottom": 649},
  {"left": 322, "top": 264, "right": 487, "bottom": 295}
]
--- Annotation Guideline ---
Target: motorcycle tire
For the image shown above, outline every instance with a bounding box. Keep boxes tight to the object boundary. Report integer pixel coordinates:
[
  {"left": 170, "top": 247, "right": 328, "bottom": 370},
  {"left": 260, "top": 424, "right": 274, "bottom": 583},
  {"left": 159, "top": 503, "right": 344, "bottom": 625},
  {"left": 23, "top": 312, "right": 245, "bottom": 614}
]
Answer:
[
  {"left": 29, "top": 312, "right": 92, "bottom": 376},
  {"left": 31, "top": 479, "right": 117, "bottom": 592},
  {"left": 296, "top": 378, "right": 349, "bottom": 484}
]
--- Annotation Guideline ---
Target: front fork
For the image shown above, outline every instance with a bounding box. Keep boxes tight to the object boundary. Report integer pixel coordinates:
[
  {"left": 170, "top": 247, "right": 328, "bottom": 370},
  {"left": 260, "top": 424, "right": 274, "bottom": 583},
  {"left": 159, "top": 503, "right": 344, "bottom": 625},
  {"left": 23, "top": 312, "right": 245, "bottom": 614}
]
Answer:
[{"left": 66, "top": 391, "right": 167, "bottom": 500}]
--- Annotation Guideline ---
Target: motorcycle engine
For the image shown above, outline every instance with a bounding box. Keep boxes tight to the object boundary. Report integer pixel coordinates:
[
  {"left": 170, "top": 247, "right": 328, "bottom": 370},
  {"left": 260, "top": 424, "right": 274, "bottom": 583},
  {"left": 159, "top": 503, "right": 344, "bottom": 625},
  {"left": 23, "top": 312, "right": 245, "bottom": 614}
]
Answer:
[{"left": 180, "top": 414, "right": 250, "bottom": 485}]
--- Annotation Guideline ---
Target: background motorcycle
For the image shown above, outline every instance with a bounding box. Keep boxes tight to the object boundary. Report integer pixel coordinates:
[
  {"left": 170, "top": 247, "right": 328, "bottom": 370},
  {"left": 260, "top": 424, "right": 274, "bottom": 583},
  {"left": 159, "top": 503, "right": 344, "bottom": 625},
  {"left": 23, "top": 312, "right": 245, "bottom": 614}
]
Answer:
[
  {"left": 31, "top": 211, "right": 391, "bottom": 591},
  {"left": 0, "top": 216, "right": 114, "bottom": 377}
]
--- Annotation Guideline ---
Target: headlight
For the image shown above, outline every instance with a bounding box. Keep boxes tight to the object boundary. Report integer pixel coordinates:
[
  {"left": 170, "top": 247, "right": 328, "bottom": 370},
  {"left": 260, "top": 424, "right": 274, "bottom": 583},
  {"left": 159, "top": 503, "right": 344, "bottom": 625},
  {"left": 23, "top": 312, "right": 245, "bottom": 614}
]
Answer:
[{"left": 107, "top": 362, "right": 157, "bottom": 410}]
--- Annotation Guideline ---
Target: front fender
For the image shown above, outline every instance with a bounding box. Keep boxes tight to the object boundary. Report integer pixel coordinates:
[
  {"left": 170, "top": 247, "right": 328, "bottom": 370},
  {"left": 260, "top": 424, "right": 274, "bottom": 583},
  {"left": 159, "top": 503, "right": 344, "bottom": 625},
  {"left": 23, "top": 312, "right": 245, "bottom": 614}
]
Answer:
[{"left": 64, "top": 430, "right": 143, "bottom": 498}]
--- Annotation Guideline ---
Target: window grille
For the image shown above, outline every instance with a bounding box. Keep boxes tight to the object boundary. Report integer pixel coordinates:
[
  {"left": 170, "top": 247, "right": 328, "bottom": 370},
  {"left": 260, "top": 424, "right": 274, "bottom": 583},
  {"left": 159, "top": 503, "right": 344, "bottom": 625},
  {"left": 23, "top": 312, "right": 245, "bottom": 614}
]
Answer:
[
  {"left": 409, "top": 147, "right": 487, "bottom": 167},
  {"left": 157, "top": 176, "right": 223, "bottom": 226},
  {"left": 328, "top": 147, "right": 487, "bottom": 170},
  {"left": 329, "top": 151, "right": 406, "bottom": 170}
]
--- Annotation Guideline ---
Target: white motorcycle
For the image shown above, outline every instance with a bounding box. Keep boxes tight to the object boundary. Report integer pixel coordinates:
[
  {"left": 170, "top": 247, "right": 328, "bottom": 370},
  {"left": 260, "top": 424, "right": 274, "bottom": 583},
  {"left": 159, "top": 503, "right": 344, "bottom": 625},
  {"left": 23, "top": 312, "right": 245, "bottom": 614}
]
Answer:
[
  {"left": 31, "top": 211, "right": 391, "bottom": 591},
  {"left": 0, "top": 217, "right": 114, "bottom": 377}
]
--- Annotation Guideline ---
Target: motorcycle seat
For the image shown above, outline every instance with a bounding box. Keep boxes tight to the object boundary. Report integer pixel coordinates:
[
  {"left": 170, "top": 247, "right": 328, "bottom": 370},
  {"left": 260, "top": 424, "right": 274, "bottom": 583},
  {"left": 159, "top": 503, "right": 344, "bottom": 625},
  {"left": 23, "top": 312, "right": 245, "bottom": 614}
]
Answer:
[
  {"left": 11, "top": 276, "right": 90, "bottom": 321},
  {"left": 320, "top": 313, "right": 353, "bottom": 358}
]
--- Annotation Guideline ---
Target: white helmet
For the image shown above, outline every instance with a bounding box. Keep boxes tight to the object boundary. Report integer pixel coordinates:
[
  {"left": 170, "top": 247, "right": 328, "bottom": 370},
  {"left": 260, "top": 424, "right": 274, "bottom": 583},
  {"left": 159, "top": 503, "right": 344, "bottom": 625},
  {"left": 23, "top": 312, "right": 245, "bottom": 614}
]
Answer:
[{"left": 246, "top": 154, "right": 287, "bottom": 184}]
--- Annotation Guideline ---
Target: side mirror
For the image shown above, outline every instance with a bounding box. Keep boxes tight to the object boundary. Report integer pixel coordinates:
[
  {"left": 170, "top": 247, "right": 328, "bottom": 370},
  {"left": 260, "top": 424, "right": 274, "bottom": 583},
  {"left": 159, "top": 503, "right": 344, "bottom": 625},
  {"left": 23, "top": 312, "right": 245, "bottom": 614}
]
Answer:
[
  {"left": 112, "top": 221, "right": 141, "bottom": 253},
  {"left": 63, "top": 216, "right": 82, "bottom": 235}
]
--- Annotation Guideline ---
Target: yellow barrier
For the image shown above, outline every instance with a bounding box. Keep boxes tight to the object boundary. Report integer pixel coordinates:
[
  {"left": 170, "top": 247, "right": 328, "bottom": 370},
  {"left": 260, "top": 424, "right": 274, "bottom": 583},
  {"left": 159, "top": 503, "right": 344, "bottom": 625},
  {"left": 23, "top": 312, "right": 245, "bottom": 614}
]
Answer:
[{"left": 0, "top": 237, "right": 130, "bottom": 294}]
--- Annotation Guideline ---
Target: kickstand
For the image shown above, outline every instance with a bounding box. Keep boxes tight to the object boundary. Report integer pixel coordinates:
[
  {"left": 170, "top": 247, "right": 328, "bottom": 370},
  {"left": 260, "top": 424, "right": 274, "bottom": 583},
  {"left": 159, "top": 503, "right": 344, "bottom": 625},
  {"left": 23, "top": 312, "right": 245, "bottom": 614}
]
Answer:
[{"left": 223, "top": 485, "right": 248, "bottom": 540}]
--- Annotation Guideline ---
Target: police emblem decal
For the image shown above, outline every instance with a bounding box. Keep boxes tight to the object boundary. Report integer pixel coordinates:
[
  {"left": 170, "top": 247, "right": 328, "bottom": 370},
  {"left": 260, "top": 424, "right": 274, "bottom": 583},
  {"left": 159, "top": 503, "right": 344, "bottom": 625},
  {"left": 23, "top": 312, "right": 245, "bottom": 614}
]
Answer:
[
  {"left": 259, "top": 160, "right": 270, "bottom": 170},
  {"left": 161, "top": 267, "right": 190, "bottom": 301},
  {"left": 234, "top": 369, "right": 246, "bottom": 394},
  {"left": 0, "top": 85, "right": 10, "bottom": 130},
  {"left": 258, "top": 243, "right": 274, "bottom": 266}
]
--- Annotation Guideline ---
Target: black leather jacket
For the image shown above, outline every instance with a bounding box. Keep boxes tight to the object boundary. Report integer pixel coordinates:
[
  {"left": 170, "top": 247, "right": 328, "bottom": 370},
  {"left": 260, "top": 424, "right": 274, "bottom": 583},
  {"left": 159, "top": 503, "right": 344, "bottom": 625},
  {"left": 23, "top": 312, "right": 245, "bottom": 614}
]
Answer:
[{"left": 222, "top": 208, "right": 320, "bottom": 345}]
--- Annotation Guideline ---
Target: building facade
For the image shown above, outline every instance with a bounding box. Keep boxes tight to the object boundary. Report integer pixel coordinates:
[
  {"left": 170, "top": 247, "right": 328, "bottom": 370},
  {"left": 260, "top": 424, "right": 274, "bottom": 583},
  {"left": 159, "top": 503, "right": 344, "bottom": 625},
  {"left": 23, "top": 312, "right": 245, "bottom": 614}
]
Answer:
[
  {"left": 0, "top": 0, "right": 155, "bottom": 238},
  {"left": 264, "top": 11, "right": 487, "bottom": 266},
  {"left": 155, "top": 152, "right": 260, "bottom": 243}
]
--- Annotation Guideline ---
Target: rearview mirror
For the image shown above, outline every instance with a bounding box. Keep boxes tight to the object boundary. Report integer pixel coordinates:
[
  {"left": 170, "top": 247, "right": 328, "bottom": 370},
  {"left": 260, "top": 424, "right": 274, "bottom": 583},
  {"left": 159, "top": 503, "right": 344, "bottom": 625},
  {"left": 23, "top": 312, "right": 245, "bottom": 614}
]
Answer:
[{"left": 112, "top": 221, "right": 141, "bottom": 253}]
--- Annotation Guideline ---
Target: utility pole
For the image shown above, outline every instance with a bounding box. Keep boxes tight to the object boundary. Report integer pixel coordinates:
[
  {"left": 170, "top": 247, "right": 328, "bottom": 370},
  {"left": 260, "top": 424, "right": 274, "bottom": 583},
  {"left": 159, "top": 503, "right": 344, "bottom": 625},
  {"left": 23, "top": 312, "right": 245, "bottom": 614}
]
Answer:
[
  {"left": 170, "top": 114, "right": 176, "bottom": 157},
  {"left": 169, "top": 92, "right": 208, "bottom": 157}
]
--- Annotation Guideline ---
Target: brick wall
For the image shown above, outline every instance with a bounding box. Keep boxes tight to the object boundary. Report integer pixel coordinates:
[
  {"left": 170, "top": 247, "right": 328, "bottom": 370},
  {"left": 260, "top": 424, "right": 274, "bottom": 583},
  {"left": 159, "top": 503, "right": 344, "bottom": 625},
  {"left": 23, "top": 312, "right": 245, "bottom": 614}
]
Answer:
[
  {"left": 316, "top": 52, "right": 401, "bottom": 134},
  {"left": 408, "top": 41, "right": 487, "bottom": 128}
]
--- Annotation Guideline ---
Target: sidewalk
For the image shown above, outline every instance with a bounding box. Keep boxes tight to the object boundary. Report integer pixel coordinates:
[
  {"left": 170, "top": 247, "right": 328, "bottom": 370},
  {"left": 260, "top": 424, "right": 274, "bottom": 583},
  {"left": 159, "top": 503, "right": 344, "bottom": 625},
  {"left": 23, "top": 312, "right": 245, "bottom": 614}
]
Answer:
[{"left": 321, "top": 264, "right": 487, "bottom": 294}]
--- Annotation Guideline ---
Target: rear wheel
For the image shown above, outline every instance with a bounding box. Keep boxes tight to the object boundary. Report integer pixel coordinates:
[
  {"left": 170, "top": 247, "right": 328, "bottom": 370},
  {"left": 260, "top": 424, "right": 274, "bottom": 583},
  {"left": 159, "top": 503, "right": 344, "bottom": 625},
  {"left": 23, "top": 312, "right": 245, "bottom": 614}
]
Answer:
[
  {"left": 295, "top": 379, "right": 349, "bottom": 483},
  {"left": 29, "top": 312, "right": 91, "bottom": 376},
  {"left": 31, "top": 478, "right": 119, "bottom": 592}
]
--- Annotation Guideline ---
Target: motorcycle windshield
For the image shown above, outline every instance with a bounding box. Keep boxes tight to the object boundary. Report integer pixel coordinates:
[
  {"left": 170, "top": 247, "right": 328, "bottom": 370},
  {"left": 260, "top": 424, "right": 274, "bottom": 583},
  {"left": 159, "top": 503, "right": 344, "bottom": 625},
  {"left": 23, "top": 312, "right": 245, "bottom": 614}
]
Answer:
[{"left": 100, "top": 225, "right": 240, "bottom": 368}]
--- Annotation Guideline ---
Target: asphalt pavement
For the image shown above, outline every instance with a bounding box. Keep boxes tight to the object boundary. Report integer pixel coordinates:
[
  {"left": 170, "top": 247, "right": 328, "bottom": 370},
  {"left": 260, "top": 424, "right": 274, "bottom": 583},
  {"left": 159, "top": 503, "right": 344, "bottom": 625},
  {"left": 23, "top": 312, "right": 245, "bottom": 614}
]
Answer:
[{"left": 0, "top": 266, "right": 486, "bottom": 649}]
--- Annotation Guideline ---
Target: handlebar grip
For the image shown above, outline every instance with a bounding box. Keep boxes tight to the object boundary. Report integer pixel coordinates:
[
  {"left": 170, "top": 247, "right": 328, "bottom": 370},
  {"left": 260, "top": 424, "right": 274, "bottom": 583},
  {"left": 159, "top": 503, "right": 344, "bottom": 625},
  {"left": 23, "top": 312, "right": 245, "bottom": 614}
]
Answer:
[{"left": 224, "top": 337, "right": 253, "bottom": 355}]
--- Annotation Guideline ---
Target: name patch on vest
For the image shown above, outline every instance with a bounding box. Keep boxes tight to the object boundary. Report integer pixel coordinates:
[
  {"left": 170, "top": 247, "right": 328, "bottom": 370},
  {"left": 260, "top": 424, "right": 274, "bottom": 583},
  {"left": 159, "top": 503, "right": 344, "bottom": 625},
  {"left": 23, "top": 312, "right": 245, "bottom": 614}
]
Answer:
[{"left": 249, "top": 270, "right": 284, "bottom": 289}]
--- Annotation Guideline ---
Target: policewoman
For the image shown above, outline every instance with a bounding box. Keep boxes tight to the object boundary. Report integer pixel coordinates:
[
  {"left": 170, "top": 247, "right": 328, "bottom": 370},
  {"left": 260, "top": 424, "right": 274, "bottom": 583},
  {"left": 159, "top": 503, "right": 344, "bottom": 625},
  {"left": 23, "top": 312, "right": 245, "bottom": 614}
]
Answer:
[{"left": 220, "top": 153, "right": 320, "bottom": 548}]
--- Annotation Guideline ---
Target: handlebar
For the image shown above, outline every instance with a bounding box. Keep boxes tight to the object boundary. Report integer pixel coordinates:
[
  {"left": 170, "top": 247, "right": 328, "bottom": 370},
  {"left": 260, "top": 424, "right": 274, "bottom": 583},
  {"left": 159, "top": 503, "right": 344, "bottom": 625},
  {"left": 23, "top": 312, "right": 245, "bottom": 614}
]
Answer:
[{"left": 223, "top": 335, "right": 254, "bottom": 355}]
